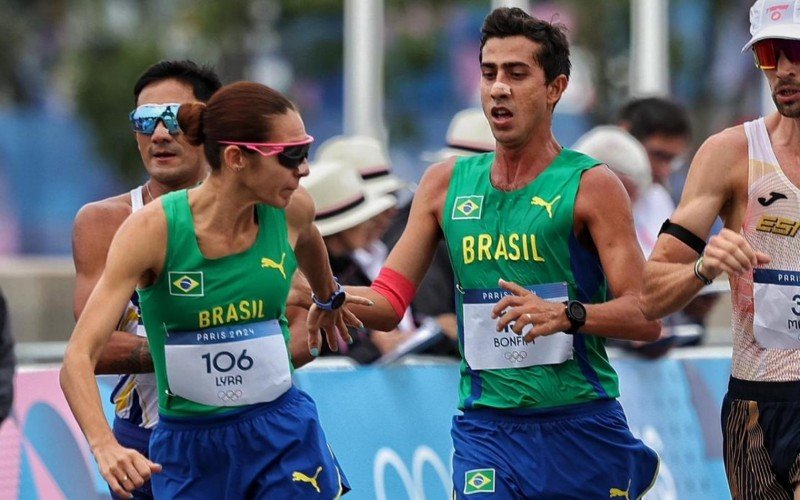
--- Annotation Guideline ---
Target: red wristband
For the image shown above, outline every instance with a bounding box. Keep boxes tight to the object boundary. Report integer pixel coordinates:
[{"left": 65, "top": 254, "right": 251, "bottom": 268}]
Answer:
[{"left": 371, "top": 267, "right": 417, "bottom": 320}]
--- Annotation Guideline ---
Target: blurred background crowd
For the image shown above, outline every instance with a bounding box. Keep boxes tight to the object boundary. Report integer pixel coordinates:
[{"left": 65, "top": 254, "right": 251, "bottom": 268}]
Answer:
[{"left": 0, "top": 0, "right": 762, "bottom": 255}]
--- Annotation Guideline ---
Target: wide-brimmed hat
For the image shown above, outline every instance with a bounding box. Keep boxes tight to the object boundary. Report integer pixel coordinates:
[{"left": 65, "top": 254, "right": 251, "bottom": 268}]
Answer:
[
  {"left": 742, "top": 0, "right": 800, "bottom": 52},
  {"left": 301, "top": 160, "right": 397, "bottom": 237},
  {"left": 423, "top": 108, "right": 495, "bottom": 162},
  {"left": 571, "top": 125, "right": 652, "bottom": 195},
  {"left": 315, "top": 135, "right": 406, "bottom": 196}
]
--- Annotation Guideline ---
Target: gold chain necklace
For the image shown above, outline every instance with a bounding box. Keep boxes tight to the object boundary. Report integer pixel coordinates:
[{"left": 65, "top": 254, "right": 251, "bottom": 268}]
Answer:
[{"left": 144, "top": 181, "right": 155, "bottom": 202}]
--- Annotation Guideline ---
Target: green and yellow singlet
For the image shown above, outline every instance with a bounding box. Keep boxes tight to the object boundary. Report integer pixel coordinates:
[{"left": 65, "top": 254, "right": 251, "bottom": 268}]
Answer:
[
  {"left": 442, "top": 150, "right": 620, "bottom": 410},
  {"left": 138, "top": 189, "right": 297, "bottom": 417}
]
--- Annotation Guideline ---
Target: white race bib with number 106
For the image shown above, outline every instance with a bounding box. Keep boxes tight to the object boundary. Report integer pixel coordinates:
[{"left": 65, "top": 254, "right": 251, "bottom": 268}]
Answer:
[
  {"left": 753, "top": 269, "right": 800, "bottom": 349},
  {"left": 164, "top": 319, "right": 291, "bottom": 406},
  {"left": 462, "top": 282, "right": 573, "bottom": 370}
]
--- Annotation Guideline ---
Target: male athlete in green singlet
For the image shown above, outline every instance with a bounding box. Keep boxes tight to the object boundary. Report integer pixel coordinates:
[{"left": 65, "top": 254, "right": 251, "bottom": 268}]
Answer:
[{"left": 342, "top": 8, "right": 661, "bottom": 498}]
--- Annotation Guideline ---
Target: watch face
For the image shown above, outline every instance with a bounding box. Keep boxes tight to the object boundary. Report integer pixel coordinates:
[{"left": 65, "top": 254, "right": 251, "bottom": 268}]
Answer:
[
  {"left": 331, "top": 290, "right": 347, "bottom": 309},
  {"left": 568, "top": 301, "right": 586, "bottom": 322}
]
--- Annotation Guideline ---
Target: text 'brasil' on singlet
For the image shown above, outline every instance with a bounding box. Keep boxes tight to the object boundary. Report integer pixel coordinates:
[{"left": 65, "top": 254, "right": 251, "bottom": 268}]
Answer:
[
  {"left": 137, "top": 189, "right": 298, "bottom": 417},
  {"left": 442, "top": 150, "right": 620, "bottom": 410}
]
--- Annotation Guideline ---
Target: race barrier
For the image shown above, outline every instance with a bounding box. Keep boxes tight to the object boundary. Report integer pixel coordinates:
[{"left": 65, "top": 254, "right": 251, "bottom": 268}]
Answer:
[{"left": 0, "top": 352, "right": 733, "bottom": 499}]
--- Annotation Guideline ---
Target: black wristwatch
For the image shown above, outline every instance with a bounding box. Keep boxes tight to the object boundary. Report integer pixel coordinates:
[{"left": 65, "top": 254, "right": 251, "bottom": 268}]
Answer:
[
  {"left": 312, "top": 279, "right": 347, "bottom": 311},
  {"left": 564, "top": 300, "right": 587, "bottom": 334}
]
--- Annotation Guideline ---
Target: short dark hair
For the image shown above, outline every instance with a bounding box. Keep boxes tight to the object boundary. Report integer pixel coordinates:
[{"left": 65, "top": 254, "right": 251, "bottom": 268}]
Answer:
[
  {"left": 133, "top": 60, "right": 222, "bottom": 104},
  {"left": 479, "top": 7, "right": 571, "bottom": 84},
  {"left": 618, "top": 97, "right": 691, "bottom": 141}
]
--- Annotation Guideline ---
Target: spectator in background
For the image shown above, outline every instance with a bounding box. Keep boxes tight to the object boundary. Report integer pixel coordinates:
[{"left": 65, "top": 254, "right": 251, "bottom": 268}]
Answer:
[
  {"left": 302, "top": 159, "right": 398, "bottom": 363},
  {"left": 315, "top": 135, "right": 406, "bottom": 280},
  {"left": 0, "top": 287, "right": 14, "bottom": 425},
  {"left": 619, "top": 97, "right": 720, "bottom": 348},
  {"left": 618, "top": 97, "right": 692, "bottom": 255},
  {"left": 572, "top": 125, "right": 651, "bottom": 206}
]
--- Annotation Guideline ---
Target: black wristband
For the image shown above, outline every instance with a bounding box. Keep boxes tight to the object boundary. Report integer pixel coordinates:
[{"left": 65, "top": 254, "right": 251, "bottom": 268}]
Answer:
[{"left": 658, "top": 219, "right": 706, "bottom": 255}]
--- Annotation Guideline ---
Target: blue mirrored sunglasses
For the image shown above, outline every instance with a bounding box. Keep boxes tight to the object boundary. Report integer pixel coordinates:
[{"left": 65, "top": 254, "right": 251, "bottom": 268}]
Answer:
[{"left": 129, "top": 103, "right": 182, "bottom": 135}]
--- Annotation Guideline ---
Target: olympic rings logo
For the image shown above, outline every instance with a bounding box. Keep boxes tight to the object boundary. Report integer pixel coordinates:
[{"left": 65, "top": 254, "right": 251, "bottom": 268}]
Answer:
[
  {"left": 217, "top": 389, "right": 243, "bottom": 402},
  {"left": 374, "top": 446, "right": 451, "bottom": 500},
  {"left": 503, "top": 350, "right": 528, "bottom": 362}
]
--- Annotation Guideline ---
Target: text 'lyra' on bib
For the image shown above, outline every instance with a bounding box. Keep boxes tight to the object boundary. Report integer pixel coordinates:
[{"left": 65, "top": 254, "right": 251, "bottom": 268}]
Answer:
[
  {"left": 163, "top": 319, "right": 291, "bottom": 407},
  {"left": 462, "top": 282, "right": 573, "bottom": 370}
]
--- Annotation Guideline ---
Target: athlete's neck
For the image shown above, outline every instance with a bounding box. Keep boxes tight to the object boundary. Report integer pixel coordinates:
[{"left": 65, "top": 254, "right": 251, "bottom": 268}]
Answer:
[
  {"left": 491, "top": 135, "right": 562, "bottom": 191},
  {"left": 145, "top": 169, "right": 210, "bottom": 202},
  {"left": 190, "top": 175, "right": 258, "bottom": 239}
]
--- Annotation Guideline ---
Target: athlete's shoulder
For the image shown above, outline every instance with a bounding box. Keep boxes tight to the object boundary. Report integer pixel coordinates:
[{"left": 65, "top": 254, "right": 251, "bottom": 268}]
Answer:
[
  {"left": 73, "top": 192, "right": 132, "bottom": 241},
  {"left": 415, "top": 156, "right": 458, "bottom": 213},
  {"left": 681, "top": 124, "right": 749, "bottom": 197},
  {"left": 696, "top": 123, "right": 748, "bottom": 166},
  {"left": 420, "top": 156, "right": 457, "bottom": 192}
]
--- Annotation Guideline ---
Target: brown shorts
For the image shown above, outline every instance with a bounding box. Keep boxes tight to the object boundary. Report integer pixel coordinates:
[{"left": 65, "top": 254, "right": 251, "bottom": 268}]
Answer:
[{"left": 722, "top": 377, "right": 800, "bottom": 499}]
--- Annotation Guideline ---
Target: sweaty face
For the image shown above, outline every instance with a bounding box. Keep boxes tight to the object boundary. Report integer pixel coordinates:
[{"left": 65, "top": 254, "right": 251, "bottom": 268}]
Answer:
[
  {"left": 767, "top": 50, "right": 800, "bottom": 119},
  {"left": 479, "top": 36, "right": 566, "bottom": 149},
  {"left": 135, "top": 79, "right": 207, "bottom": 188}
]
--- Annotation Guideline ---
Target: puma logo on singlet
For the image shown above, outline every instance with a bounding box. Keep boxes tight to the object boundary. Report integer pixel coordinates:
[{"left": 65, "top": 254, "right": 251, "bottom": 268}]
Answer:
[
  {"left": 531, "top": 195, "right": 562, "bottom": 219},
  {"left": 758, "top": 191, "right": 788, "bottom": 206},
  {"left": 292, "top": 466, "right": 322, "bottom": 493},
  {"left": 609, "top": 479, "right": 631, "bottom": 499},
  {"left": 261, "top": 253, "right": 287, "bottom": 279}
]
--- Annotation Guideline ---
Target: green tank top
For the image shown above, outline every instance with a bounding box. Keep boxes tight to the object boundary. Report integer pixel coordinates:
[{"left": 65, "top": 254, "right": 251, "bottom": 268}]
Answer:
[
  {"left": 138, "top": 189, "right": 297, "bottom": 417},
  {"left": 442, "top": 150, "right": 620, "bottom": 410}
]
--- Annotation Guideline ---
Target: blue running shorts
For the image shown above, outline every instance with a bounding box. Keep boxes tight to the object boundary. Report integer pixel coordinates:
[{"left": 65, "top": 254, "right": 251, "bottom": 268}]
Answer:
[
  {"left": 150, "top": 386, "right": 350, "bottom": 499},
  {"left": 451, "top": 399, "right": 658, "bottom": 499}
]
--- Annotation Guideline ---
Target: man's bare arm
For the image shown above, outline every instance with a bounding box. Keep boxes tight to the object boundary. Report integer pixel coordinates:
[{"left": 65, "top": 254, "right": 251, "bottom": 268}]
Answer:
[
  {"left": 642, "top": 127, "right": 769, "bottom": 319},
  {"left": 577, "top": 166, "right": 662, "bottom": 340},
  {"left": 62, "top": 208, "right": 166, "bottom": 493},
  {"left": 347, "top": 159, "right": 454, "bottom": 331},
  {"left": 72, "top": 200, "right": 154, "bottom": 374}
]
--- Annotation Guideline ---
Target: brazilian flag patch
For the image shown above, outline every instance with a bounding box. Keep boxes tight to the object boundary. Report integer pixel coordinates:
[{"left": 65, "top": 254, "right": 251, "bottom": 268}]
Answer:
[
  {"left": 169, "top": 271, "right": 204, "bottom": 297},
  {"left": 464, "top": 468, "right": 495, "bottom": 494},
  {"left": 452, "top": 195, "right": 483, "bottom": 220}
]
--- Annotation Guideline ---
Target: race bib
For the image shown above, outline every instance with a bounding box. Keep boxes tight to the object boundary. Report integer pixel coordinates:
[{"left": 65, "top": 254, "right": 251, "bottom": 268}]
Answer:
[
  {"left": 753, "top": 269, "right": 800, "bottom": 349},
  {"left": 462, "top": 282, "right": 573, "bottom": 370},
  {"left": 164, "top": 319, "right": 291, "bottom": 407}
]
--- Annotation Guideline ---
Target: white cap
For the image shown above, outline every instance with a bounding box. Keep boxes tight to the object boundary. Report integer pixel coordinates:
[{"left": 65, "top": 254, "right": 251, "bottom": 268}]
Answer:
[
  {"left": 301, "top": 160, "right": 396, "bottom": 237},
  {"left": 742, "top": 0, "right": 800, "bottom": 52},
  {"left": 571, "top": 125, "right": 652, "bottom": 196},
  {"left": 422, "top": 108, "right": 495, "bottom": 162},
  {"left": 315, "top": 135, "right": 406, "bottom": 197}
]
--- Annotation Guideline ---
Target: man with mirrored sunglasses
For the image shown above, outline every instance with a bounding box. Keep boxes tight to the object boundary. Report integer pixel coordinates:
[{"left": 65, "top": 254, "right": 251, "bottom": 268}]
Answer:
[
  {"left": 71, "top": 59, "right": 222, "bottom": 500},
  {"left": 129, "top": 103, "right": 182, "bottom": 135},
  {"left": 641, "top": 1, "right": 800, "bottom": 497}
]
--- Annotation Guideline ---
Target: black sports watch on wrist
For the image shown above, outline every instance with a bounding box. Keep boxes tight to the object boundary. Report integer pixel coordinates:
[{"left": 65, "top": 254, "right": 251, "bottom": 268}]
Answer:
[
  {"left": 564, "top": 300, "right": 587, "bottom": 334},
  {"left": 312, "top": 279, "right": 347, "bottom": 311}
]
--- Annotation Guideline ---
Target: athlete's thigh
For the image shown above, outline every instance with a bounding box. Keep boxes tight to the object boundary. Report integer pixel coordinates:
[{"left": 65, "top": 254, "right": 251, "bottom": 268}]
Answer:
[
  {"left": 251, "top": 391, "right": 349, "bottom": 498},
  {"left": 451, "top": 416, "right": 523, "bottom": 499}
]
